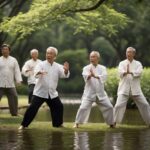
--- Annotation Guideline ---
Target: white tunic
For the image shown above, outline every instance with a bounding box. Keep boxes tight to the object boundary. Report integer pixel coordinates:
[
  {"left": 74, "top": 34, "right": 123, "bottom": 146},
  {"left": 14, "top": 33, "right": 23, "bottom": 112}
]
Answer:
[
  {"left": 82, "top": 64, "right": 107, "bottom": 100},
  {"left": 33, "top": 60, "right": 70, "bottom": 99},
  {"left": 117, "top": 59, "right": 143, "bottom": 96},
  {"left": 0, "top": 56, "right": 22, "bottom": 88},
  {"left": 22, "top": 59, "right": 42, "bottom": 85}
]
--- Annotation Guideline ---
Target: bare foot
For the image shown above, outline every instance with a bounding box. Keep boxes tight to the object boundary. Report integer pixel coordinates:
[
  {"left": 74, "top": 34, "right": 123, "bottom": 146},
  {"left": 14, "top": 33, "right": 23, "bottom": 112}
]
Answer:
[{"left": 73, "top": 124, "right": 79, "bottom": 128}]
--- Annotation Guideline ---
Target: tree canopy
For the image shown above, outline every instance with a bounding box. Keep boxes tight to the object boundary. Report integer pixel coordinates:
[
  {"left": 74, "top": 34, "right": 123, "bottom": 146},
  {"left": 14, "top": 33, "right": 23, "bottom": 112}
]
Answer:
[{"left": 0, "top": 0, "right": 129, "bottom": 38}]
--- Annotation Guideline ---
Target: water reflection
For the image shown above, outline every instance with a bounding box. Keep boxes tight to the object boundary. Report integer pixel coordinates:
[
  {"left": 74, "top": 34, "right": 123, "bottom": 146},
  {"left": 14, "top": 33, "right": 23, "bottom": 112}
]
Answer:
[
  {"left": 74, "top": 132, "right": 89, "bottom": 150},
  {"left": 0, "top": 130, "right": 19, "bottom": 150},
  {"left": 103, "top": 132, "right": 123, "bottom": 150},
  {"left": 0, "top": 128, "right": 150, "bottom": 150},
  {"left": 49, "top": 131, "right": 63, "bottom": 150}
]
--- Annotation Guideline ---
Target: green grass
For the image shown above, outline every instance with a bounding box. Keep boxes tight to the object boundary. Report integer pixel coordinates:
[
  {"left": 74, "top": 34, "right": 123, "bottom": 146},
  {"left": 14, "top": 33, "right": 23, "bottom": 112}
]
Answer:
[
  {"left": 0, "top": 95, "right": 28, "bottom": 107},
  {"left": 0, "top": 96, "right": 149, "bottom": 131},
  {"left": 0, "top": 114, "right": 148, "bottom": 132}
]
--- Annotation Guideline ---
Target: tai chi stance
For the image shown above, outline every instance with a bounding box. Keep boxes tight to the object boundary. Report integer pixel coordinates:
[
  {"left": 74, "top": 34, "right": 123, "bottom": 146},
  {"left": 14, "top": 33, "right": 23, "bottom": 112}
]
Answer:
[
  {"left": 114, "top": 47, "right": 150, "bottom": 126},
  {"left": 22, "top": 49, "right": 42, "bottom": 103},
  {"left": 0, "top": 44, "right": 22, "bottom": 116},
  {"left": 74, "top": 51, "right": 114, "bottom": 128},
  {"left": 19, "top": 47, "right": 69, "bottom": 129}
]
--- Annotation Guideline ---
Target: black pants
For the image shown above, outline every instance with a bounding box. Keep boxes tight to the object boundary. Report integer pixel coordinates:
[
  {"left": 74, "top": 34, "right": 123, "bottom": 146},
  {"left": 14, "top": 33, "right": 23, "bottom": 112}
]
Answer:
[
  {"left": 21, "top": 95, "right": 63, "bottom": 127},
  {"left": 28, "top": 84, "right": 35, "bottom": 104}
]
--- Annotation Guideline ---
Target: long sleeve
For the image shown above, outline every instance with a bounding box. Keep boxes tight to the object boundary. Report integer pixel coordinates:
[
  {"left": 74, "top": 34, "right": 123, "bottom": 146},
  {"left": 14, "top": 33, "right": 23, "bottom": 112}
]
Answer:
[
  {"left": 132, "top": 62, "right": 143, "bottom": 77},
  {"left": 118, "top": 62, "right": 126, "bottom": 79},
  {"left": 97, "top": 67, "right": 107, "bottom": 83},
  {"left": 14, "top": 59, "right": 22, "bottom": 83},
  {"left": 58, "top": 64, "right": 70, "bottom": 78}
]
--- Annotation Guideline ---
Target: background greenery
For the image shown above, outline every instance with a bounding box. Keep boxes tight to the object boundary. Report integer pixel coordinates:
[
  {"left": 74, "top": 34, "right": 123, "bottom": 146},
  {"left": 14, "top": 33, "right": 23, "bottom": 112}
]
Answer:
[{"left": 0, "top": 0, "right": 150, "bottom": 107}]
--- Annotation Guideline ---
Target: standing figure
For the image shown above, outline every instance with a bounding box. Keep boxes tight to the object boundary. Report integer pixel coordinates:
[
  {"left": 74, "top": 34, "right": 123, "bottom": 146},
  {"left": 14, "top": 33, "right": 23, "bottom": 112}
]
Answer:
[
  {"left": 0, "top": 44, "right": 22, "bottom": 116},
  {"left": 22, "top": 49, "right": 42, "bottom": 103},
  {"left": 19, "top": 46, "right": 69, "bottom": 129},
  {"left": 74, "top": 51, "right": 114, "bottom": 128},
  {"left": 114, "top": 47, "right": 150, "bottom": 126}
]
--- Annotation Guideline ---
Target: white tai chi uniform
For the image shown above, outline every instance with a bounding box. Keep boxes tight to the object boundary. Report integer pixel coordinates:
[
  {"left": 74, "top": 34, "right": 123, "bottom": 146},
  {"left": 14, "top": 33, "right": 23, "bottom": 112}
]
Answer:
[
  {"left": 114, "top": 59, "right": 150, "bottom": 125},
  {"left": 22, "top": 59, "right": 42, "bottom": 85},
  {"left": 75, "top": 64, "right": 114, "bottom": 125}
]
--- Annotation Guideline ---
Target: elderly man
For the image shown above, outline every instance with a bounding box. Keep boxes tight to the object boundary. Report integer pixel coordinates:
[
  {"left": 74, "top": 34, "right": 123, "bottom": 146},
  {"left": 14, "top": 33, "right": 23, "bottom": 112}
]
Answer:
[
  {"left": 74, "top": 51, "right": 114, "bottom": 128},
  {"left": 0, "top": 44, "right": 22, "bottom": 116},
  {"left": 19, "top": 47, "right": 69, "bottom": 129},
  {"left": 22, "top": 49, "right": 42, "bottom": 103},
  {"left": 114, "top": 47, "right": 150, "bottom": 126}
]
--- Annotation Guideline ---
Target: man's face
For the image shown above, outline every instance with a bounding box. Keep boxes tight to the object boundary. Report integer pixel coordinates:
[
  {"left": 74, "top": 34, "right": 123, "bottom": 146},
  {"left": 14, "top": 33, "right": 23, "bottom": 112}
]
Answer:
[
  {"left": 1, "top": 46, "right": 10, "bottom": 57},
  {"left": 90, "top": 53, "right": 99, "bottom": 65},
  {"left": 126, "top": 49, "right": 135, "bottom": 61},
  {"left": 46, "top": 50, "right": 56, "bottom": 62},
  {"left": 31, "top": 52, "right": 38, "bottom": 60}
]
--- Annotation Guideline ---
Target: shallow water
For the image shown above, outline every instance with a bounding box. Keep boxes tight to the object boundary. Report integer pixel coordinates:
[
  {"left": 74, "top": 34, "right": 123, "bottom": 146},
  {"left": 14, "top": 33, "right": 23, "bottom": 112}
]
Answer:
[
  {"left": 0, "top": 99, "right": 149, "bottom": 150},
  {"left": 0, "top": 128, "right": 150, "bottom": 150}
]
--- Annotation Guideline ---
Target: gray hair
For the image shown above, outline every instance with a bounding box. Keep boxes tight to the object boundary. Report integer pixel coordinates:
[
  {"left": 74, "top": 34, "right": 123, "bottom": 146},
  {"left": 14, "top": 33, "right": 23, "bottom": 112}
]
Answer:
[
  {"left": 30, "top": 49, "right": 38, "bottom": 55},
  {"left": 90, "top": 51, "right": 100, "bottom": 58},
  {"left": 126, "top": 47, "right": 136, "bottom": 53},
  {"left": 46, "top": 47, "right": 58, "bottom": 56}
]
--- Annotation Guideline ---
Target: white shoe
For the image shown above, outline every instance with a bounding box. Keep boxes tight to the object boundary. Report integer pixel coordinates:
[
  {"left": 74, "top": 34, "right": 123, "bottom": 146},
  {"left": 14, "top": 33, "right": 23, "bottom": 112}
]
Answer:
[{"left": 18, "top": 125, "right": 25, "bottom": 130}]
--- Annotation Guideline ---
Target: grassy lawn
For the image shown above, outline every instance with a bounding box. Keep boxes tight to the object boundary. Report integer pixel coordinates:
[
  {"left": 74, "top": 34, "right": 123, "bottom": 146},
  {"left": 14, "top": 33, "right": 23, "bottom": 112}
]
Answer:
[
  {"left": 0, "top": 95, "right": 28, "bottom": 107},
  {"left": 0, "top": 114, "right": 148, "bottom": 132}
]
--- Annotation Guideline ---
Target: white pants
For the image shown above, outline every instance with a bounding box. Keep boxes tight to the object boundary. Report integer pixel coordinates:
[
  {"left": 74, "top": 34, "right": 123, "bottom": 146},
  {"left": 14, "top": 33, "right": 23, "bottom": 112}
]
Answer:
[
  {"left": 114, "top": 94, "right": 150, "bottom": 125},
  {"left": 75, "top": 96, "right": 114, "bottom": 125}
]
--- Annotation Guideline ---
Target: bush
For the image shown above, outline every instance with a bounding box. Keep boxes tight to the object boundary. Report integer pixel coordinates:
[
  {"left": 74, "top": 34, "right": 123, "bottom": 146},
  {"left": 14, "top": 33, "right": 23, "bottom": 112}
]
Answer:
[{"left": 16, "top": 84, "right": 28, "bottom": 95}]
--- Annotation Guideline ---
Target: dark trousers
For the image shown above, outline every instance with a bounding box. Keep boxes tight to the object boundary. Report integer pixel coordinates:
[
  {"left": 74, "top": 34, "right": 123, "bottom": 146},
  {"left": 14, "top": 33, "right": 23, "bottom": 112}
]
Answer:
[
  {"left": 28, "top": 84, "right": 35, "bottom": 104},
  {"left": 0, "top": 88, "right": 18, "bottom": 116},
  {"left": 21, "top": 95, "right": 63, "bottom": 127}
]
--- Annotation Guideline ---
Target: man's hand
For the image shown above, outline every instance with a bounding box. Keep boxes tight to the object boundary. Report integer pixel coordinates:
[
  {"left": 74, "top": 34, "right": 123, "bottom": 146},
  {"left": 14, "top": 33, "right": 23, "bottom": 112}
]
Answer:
[
  {"left": 123, "top": 64, "right": 133, "bottom": 76},
  {"left": 89, "top": 68, "right": 99, "bottom": 79},
  {"left": 63, "top": 62, "right": 69, "bottom": 75}
]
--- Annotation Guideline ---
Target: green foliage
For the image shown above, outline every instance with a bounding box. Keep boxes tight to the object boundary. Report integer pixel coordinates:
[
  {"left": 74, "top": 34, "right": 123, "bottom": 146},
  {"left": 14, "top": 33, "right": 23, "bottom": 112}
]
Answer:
[
  {"left": 105, "top": 68, "right": 119, "bottom": 103},
  {"left": 57, "top": 49, "right": 88, "bottom": 78},
  {"left": 0, "top": 0, "right": 129, "bottom": 38},
  {"left": 16, "top": 84, "right": 28, "bottom": 95},
  {"left": 67, "top": 5, "right": 129, "bottom": 36},
  {"left": 57, "top": 49, "right": 88, "bottom": 93},
  {"left": 141, "top": 68, "right": 150, "bottom": 102}
]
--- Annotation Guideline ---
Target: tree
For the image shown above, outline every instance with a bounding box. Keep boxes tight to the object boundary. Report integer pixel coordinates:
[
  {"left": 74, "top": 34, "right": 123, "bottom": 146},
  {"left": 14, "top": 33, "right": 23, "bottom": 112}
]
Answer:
[
  {"left": 99, "top": 0, "right": 150, "bottom": 66},
  {"left": 0, "top": 0, "right": 129, "bottom": 39}
]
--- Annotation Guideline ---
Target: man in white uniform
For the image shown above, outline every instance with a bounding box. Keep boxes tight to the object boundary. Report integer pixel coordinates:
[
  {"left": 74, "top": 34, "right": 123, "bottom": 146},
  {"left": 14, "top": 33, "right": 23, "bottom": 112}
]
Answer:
[
  {"left": 19, "top": 46, "right": 70, "bottom": 129},
  {"left": 22, "top": 49, "right": 42, "bottom": 103},
  {"left": 0, "top": 44, "right": 22, "bottom": 116},
  {"left": 114, "top": 47, "right": 150, "bottom": 126},
  {"left": 74, "top": 51, "right": 114, "bottom": 128}
]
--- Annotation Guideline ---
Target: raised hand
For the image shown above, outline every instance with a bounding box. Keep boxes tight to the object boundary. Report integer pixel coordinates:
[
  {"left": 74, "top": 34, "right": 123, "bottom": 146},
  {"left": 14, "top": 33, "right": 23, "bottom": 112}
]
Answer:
[{"left": 63, "top": 62, "right": 69, "bottom": 74}]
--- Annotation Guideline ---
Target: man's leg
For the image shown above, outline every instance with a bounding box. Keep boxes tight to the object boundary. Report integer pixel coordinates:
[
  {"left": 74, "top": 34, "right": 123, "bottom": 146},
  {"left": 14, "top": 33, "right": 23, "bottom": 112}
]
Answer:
[
  {"left": 0, "top": 88, "right": 4, "bottom": 100},
  {"left": 75, "top": 98, "right": 93, "bottom": 126},
  {"left": 46, "top": 97, "right": 63, "bottom": 127},
  {"left": 133, "top": 94, "right": 150, "bottom": 125},
  {"left": 28, "top": 84, "right": 35, "bottom": 104},
  {"left": 20, "top": 96, "right": 44, "bottom": 127},
  {"left": 6, "top": 88, "right": 18, "bottom": 116},
  {"left": 114, "top": 94, "right": 129, "bottom": 124},
  {"left": 96, "top": 96, "right": 114, "bottom": 126}
]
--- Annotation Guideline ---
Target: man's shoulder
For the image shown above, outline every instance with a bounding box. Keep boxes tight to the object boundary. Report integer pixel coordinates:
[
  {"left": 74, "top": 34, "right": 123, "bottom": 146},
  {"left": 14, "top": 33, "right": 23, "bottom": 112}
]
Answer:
[
  {"left": 133, "top": 59, "right": 141, "bottom": 64},
  {"left": 9, "top": 56, "right": 17, "bottom": 61},
  {"left": 98, "top": 64, "right": 106, "bottom": 69},
  {"left": 83, "top": 64, "right": 91, "bottom": 69}
]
